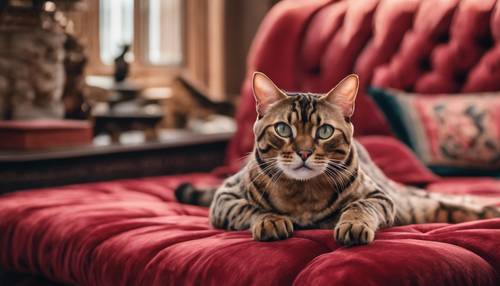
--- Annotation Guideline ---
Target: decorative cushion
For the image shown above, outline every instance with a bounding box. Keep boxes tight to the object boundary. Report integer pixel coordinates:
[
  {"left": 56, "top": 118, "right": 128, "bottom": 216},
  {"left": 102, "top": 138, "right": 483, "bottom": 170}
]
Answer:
[
  {"left": 369, "top": 88, "right": 500, "bottom": 176},
  {"left": 357, "top": 136, "right": 438, "bottom": 185}
]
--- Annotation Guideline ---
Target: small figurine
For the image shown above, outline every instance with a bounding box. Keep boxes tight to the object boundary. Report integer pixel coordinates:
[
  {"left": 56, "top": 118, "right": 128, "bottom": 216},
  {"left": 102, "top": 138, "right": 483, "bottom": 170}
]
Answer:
[{"left": 113, "top": 44, "right": 130, "bottom": 82}]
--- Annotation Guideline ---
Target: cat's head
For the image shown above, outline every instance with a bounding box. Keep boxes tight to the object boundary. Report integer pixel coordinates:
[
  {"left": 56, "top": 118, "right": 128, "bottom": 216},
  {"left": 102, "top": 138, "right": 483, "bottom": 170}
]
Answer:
[{"left": 252, "top": 72, "right": 359, "bottom": 181}]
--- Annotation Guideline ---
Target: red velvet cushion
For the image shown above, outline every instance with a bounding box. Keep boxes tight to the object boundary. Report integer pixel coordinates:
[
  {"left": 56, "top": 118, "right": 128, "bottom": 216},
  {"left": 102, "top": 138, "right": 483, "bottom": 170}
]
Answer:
[
  {"left": 355, "top": 0, "right": 420, "bottom": 87},
  {"left": 465, "top": 47, "right": 500, "bottom": 92},
  {"left": 357, "top": 136, "right": 438, "bottom": 185},
  {"left": 372, "top": 0, "right": 458, "bottom": 91},
  {"left": 1, "top": 175, "right": 500, "bottom": 285},
  {"left": 416, "top": 0, "right": 496, "bottom": 93},
  {"left": 464, "top": 3, "right": 500, "bottom": 92}
]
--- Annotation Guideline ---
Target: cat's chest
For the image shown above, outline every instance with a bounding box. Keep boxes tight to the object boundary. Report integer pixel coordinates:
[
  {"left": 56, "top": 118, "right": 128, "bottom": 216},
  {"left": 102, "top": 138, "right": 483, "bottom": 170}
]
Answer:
[{"left": 269, "top": 186, "right": 334, "bottom": 225}]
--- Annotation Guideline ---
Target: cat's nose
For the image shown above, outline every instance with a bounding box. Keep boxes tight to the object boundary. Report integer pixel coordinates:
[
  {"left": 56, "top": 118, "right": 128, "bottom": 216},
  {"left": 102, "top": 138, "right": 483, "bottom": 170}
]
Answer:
[{"left": 297, "top": 149, "right": 313, "bottom": 161}]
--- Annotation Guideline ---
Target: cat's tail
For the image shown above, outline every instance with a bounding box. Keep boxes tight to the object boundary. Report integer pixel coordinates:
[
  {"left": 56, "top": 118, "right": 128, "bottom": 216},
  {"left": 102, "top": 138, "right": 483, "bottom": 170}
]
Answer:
[
  {"left": 174, "top": 183, "right": 216, "bottom": 207},
  {"left": 396, "top": 187, "right": 500, "bottom": 225}
]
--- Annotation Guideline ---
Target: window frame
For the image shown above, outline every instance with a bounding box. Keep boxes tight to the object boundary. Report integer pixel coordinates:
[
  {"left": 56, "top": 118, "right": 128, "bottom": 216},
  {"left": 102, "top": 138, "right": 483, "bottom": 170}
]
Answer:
[
  {"left": 69, "top": 0, "right": 234, "bottom": 99},
  {"left": 83, "top": 0, "right": 188, "bottom": 86}
]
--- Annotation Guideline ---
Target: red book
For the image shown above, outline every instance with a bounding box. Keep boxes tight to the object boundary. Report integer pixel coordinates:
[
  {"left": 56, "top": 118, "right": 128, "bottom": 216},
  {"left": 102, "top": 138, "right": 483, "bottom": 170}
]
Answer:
[{"left": 0, "top": 120, "right": 93, "bottom": 150}]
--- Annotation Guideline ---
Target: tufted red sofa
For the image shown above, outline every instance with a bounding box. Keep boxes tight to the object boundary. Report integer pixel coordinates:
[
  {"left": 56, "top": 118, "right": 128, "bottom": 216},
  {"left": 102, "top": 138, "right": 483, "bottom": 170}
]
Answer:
[
  {"left": 2, "top": 0, "right": 500, "bottom": 285},
  {"left": 226, "top": 0, "right": 500, "bottom": 162}
]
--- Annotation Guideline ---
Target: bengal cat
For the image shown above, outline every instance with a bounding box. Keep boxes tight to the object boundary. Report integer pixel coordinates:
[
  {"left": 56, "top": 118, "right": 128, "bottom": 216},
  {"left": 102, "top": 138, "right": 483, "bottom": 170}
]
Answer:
[{"left": 176, "top": 72, "right": 499, "bottom": 246}]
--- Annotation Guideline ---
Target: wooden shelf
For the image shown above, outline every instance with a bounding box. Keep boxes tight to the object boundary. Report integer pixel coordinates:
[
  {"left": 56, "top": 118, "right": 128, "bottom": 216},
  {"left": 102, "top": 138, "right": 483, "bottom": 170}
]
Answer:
[
  {"left": 0, "top": 130, "right": 234, "bottom": 192},
  {"left": 0, "top": 130, "right": 232, "bottom": 162}
]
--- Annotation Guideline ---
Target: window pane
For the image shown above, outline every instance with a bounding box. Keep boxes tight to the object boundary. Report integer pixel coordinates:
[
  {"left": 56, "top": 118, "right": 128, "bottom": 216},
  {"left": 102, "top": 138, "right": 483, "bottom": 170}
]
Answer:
[
  {"left": 99, "top": 0, "right": 134, "bottom": 64},
  {"left": 147, "top": 0, "right": 183, "bottom": 65}
]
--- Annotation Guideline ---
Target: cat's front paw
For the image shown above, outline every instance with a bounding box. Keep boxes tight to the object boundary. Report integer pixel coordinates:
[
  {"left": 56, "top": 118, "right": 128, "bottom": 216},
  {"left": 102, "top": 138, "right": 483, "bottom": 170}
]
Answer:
[
  {"left": 334, "top": 220, "right": 375, "bottom": 246},
  {"left": 252, "top": 214, "right": 294, "bottom": 241}
]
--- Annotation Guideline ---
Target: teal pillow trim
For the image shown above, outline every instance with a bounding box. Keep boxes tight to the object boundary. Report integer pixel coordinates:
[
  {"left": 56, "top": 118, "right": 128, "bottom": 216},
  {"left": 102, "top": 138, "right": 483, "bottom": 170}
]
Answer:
[
  {"left": 367, "top": 87, "right": 415, "bottom": 149},
  {"left": 429, "top": 166, "right": 500, "bottom": 177}
]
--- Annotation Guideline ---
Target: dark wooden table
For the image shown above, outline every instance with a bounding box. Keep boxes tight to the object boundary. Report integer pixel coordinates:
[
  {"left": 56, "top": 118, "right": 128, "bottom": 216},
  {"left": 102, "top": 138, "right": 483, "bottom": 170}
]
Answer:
[{"left": 0, "top": 130, "right": 233, "bottom": 193}]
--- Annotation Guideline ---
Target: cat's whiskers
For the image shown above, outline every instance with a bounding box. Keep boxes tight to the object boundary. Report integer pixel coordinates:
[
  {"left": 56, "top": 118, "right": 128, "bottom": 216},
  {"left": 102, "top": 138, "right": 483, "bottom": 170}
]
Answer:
[
  {"left": 322, "top": 168, "right": 339, "bottom": 189},
  {"left": 249, "top": 159, "right": 278, "bottom": 185},
  {"left": 252, "top": 163, "right": 282, "bottom": 205},
  {"left": 324, "top": 168, "right": 346, "bottom": 197},
  {"left": 325, "top": 160, "right": 358, "bottom": 193},
  {"left": 330, "top": 166, "right": 356, "bottom": 186},
  {"left": 265, "top": 165, "right": 284, "bottom": 192},
  {"left": 330, "top": 167, "right": 350, "bottom": 188},
  {"left": 326, "top": 166, "right": 346, "bottom": 190},
  {"left": 248, "top": 158, "right": 280, "bottom": 203},
  {"left": 328, "top": 161, "right": 356, "bottom": 177},
  {"left": 314, "top": 159, "right": 340, "bottom": 188},
  {"left": 326, "top": 161, "right": 355, "bottom": 189}
]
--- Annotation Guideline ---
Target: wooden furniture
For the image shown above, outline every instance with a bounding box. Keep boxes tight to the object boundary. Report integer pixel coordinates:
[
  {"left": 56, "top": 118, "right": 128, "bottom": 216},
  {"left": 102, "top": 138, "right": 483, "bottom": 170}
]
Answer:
[
  {"left": 0, "top": 120, "right": 92, "bottom": 150},
  {"left": 0, "top": 130, "right": 233, "bottom": 192}
]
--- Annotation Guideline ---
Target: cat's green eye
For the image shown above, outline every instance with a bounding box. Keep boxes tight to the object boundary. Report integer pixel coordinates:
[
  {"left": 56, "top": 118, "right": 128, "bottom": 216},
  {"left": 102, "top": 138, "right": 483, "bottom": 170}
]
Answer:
[
  {"left": 316, "top": 125, "right": 334, "bottom": 139},
  {"left": 274, "top": 122, "right": 292, "bottom": 138}
]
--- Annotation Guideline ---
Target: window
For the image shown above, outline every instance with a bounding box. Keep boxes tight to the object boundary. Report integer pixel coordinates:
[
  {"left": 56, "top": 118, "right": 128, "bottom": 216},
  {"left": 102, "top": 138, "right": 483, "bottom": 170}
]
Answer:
[
  {"left": 146, "top": 0, "right": 183, "bottom": 65},
  {"left": 99, "top": 0, "right": 134, "bottom": 64},
  {"left": 98, "top": 0, "right": 183, "bottom": 66}
]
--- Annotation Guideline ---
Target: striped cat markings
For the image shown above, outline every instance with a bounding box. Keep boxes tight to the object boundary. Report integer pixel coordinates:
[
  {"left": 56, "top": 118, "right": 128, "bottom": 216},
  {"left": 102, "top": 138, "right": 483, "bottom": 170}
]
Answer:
[{"left": 176, "top": 72, "right": 500, "bottom": 246}]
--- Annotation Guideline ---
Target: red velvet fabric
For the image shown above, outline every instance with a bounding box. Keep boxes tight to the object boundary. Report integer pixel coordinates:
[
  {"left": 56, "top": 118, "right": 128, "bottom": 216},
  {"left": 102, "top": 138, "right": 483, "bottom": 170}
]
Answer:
[
  {"left": 1, "top": 175, "right": 500, "bottom": 285},
  {"left": 357, "top": 136, "right": 438, "bottom": 185}
]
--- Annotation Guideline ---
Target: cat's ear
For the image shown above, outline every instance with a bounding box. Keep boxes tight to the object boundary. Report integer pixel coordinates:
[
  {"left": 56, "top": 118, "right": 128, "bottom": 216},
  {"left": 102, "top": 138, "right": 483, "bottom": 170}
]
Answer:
[
  {"left": 323, "top": 74, "right": 359, "bottom": 118},
  {"left": 252, "top": 72, "right": 286, "bottom": 116}
]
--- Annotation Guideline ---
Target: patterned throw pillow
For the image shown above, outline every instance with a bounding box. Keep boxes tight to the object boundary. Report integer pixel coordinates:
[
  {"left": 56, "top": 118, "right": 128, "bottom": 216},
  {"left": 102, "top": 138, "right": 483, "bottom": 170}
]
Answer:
[{"left": 368, "top": 88, "right": 500, "bottom": 176}]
